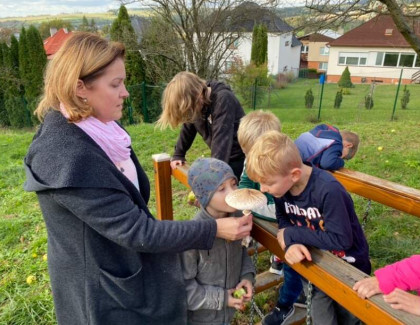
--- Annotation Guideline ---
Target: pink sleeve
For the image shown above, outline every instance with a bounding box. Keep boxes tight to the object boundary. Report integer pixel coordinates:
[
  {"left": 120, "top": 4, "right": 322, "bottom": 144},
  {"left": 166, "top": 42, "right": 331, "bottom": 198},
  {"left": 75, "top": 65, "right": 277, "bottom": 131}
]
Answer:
[{"left": 374, "top": 255, "right": 420, "bottom": 294}]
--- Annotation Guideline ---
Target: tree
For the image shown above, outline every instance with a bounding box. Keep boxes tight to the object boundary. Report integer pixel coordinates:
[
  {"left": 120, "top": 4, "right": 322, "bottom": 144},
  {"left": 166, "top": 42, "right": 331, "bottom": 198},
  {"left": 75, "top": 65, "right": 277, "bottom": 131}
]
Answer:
[
  {"left": 338, "top": 66, "right": 353, "bottom": 88},
  {"left": 304, "top": 0, "right": 420, "bottom": 58},
  {"left": 39, "top": 19, "right": 73, "bottom": 39},
  {"left": 0, "top": 43, "right": 9, "bottom": 126},
  {"left": 251, "top": 24, "right": 268, "bottom": 66},
  {"left": 365, "top": 94, "right": 374, "bottom": 109},
  {"left": 400, "top": 85, "right": 410, "bottom": 109},
  {"left": 305, "top": 88, "right": 314, "bottom": 108},
  {"left": 334, "top": 89, "right": 343, "bottom": 108},
  {"left": 132, "top": 0, "right": 275, "bottom": 79}
]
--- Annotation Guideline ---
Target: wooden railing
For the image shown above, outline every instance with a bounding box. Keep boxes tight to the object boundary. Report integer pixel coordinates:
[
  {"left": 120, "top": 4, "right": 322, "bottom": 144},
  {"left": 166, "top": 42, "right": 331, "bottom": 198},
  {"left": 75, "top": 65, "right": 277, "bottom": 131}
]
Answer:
[{"left": 153, "top": 154, "right": 420, "bottom": 325}]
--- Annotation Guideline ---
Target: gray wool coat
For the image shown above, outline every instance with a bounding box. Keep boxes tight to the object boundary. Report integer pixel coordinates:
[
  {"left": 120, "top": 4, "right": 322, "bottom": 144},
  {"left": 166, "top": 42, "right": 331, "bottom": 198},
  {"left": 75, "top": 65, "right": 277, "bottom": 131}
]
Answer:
[
  {"left": 181, "top": 209, "right": 255, "bottom": 325},
  {"left": 24, "top": 111, "right": 218, "bottom": 325}
]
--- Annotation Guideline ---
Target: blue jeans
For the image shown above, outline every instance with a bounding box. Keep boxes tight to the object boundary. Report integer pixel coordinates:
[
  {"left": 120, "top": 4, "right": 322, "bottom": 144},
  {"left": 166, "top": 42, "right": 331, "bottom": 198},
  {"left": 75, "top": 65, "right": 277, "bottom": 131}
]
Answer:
[{"left": 277, "top": 264, "right": 303, "bottom": 308}]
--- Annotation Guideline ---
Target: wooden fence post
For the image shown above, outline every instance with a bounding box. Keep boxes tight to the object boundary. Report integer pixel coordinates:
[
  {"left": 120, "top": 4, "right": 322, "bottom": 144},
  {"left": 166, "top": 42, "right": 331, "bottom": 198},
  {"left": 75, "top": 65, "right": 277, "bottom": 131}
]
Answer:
[{"left": 152, "top": 153, "right": 173, "bottom": 221}]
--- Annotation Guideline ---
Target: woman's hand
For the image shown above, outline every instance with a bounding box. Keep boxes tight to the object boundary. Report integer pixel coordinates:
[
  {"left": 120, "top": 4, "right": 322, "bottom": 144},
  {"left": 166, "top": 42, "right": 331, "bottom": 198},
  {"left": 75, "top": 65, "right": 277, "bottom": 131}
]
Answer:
[
  {"left": 170, "top": 160, "right": 184, "bottom": 169},
  {"left": 215, "top": 214, "right": 252, "bottom": 241},
  {"left": 284, "top": 244, "right": 312, "bottom": 264},
  {"left": 353, "top": 276, "right": 381, "bottom": 299},
  {"left": 384, "top": 288, "right": 420, "bottom": 316}
]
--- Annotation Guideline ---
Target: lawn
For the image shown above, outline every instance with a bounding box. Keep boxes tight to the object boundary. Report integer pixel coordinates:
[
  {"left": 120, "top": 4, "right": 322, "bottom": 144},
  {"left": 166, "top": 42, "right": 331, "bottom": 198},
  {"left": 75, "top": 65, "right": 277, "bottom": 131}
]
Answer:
[{"left": 1, "top": 80, "right": 420, "bottom": 324}]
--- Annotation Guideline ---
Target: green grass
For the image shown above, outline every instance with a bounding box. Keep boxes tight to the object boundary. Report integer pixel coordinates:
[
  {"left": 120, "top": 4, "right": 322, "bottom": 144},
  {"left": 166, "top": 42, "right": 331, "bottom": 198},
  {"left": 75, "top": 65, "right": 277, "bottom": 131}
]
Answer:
[{"left": 1, "top": 82, "right": 420, "bottom": 324}]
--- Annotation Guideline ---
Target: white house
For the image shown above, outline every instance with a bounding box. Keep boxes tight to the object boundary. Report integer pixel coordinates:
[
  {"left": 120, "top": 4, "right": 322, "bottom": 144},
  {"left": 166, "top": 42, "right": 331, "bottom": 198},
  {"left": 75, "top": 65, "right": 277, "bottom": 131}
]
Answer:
[
  {"left": 223, "top": 2, "right": 301, "bottom": 77},
  {"left": 327, "top": 15, "right": 420, "bottom": 84}
]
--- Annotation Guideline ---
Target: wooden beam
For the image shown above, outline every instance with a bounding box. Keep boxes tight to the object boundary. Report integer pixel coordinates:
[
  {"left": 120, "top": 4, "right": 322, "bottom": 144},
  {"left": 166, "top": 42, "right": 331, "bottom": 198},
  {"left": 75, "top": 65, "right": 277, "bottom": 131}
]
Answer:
[
  {"left": 332, "top": 168, "right": 420, "bottom": 218},
  {"left": 152, "top": 154, "right": 173, "bottom": 221},
  {"left": 252, "top": 218, "right": 420, "bottom": 325},
  {"left": 171, "top": 164, "right": 190, "bottom": 188}
]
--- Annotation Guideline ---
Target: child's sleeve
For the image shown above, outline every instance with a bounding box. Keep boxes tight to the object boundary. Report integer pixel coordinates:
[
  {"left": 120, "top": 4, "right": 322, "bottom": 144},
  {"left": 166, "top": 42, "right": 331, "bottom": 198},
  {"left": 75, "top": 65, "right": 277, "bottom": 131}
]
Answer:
[
  {"left": 318, "top": 142, "right": 345, "bottom": 170},
  {"left": 238, "top": 167, "right": 258, "bottom": 190},
  {"left": 283, "top": 185, "right": 353, "bottom": 250},
  {"left": 374, "top": 255, "right": 420, "bottom": 294},
  {"left": 240, "top": 246, "right": 256, "bottom": 284},
  {"left": 172, "top": 123, "right": 198, "bottom": 161},
  {"left": 180, "top": 249, "right": 226, "bottom": 311}
]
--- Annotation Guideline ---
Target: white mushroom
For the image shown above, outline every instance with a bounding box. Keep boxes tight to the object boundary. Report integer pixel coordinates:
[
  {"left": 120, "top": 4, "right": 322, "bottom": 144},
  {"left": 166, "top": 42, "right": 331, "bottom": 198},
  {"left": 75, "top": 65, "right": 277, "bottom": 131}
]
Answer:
[{"left": 225, "top": 188, "right": 267, "bottom": 246}]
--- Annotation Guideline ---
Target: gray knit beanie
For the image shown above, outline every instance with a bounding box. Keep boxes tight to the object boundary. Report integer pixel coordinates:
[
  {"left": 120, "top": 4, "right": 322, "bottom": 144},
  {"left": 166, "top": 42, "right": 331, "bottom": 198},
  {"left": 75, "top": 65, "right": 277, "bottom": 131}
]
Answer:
[{"left": 188, "top": 158, "right": 237, "bottom": 208}]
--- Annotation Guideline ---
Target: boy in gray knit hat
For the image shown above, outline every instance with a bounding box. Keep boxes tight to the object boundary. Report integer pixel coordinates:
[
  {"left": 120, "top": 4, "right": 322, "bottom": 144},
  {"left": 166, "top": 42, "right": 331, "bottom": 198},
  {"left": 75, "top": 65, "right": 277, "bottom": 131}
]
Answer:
[{"left": 181, "top": 157, "right": 255, "bottom": 325}]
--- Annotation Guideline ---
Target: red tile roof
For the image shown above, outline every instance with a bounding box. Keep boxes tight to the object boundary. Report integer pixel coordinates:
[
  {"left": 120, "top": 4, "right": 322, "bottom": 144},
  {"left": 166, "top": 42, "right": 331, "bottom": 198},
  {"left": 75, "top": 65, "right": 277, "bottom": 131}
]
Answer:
[
  {"left": 329, "top": 15, "right": 420, "bottom": 48},
  {"left": 298, "top": 33, "right": 334, "bottom": 42},
  {"left": 43, "top": 28, "right": 73, "bottom": 57}
]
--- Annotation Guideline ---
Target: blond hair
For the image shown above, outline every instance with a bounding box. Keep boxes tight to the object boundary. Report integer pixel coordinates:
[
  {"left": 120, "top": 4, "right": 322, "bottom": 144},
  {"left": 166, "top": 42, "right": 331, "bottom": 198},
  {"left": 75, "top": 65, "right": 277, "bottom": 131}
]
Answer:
[
  {"left": 35, "top": 32, "right": 125, "bottom": 122},
  {"left": 156, "top": 71, "right": 211, "bottom": 129},
  {"left": 340, "top": 130, "right": 360, "bottom": 159},
  {"left": 246, "top": 131, "right": 302, "bottom": 183},
  {"left": 238, "top": 110, "right": 281, "bottom": 155}
]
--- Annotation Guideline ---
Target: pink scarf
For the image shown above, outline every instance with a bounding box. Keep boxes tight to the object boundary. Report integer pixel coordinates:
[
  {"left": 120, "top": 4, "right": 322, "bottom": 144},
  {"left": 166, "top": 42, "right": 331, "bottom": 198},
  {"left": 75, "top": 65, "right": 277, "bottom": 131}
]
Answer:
[{"left": 60, "top": 103, "right": 131, "bottom": 164}]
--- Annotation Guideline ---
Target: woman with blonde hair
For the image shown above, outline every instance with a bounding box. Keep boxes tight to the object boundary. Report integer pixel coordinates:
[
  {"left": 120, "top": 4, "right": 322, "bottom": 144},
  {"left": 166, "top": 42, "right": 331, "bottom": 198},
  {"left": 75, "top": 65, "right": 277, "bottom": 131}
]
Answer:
[
  {"left": 157, "top": 71, "right": 245, "bottom": 179},
  {"left": 24, "top": 32, "right": 252, "bottom": 325}
]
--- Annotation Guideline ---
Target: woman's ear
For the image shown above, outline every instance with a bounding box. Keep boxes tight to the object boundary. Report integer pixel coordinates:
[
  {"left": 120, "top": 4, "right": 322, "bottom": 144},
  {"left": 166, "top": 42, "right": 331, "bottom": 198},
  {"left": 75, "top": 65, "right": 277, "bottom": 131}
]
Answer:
[{"left": 75, "top": 80, "right": 87, "bottom": 98}]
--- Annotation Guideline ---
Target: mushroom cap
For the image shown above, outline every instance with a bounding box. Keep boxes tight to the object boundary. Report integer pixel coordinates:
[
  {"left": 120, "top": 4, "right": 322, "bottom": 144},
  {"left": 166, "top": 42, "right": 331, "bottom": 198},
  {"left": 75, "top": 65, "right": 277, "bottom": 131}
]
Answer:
[{"left": 225, "top": 188, "right": 267, "bottom": 210}]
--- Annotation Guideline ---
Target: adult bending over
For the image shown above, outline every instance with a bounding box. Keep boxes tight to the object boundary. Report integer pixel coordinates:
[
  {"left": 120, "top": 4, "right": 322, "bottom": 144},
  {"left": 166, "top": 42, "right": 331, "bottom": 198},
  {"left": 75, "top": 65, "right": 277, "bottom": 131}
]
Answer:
[
  {"left": 157, "top": 71, "right": 245, "bottom": 179},
  {"left": 24, "top": 32, "right": 252, "bottom": 325}
]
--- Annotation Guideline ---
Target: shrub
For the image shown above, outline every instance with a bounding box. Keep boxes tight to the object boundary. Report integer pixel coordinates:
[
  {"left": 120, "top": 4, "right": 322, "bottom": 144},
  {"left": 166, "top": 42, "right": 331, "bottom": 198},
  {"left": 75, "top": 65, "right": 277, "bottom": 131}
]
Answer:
[
  {"left": 365, "top": 94, "right": 374, "bottom": 110},
  {"left": 341, "top": 88, "right": 351, "bottom": 95},
  {"left": 338, "top": 66, "right": 353, "bottom": 88},
  {"left": 305, "top": 89, "right": 314, "bottom": 108},
  {"left": 400, "top": 85, "right": 410, "bottom": 109},
  {"left": 334, "top": 89, "right": 343, "bottom": 109}
]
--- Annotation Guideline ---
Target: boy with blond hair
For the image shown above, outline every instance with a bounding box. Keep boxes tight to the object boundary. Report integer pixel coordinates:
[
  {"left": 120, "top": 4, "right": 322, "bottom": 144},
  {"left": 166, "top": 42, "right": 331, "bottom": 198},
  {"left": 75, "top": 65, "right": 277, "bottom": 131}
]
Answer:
[
  {"left": 247, "top": 131, "right": 370, "bottom": 325},
  {"left": 238, "top": 111, "right": 304, "bottom": 325}
]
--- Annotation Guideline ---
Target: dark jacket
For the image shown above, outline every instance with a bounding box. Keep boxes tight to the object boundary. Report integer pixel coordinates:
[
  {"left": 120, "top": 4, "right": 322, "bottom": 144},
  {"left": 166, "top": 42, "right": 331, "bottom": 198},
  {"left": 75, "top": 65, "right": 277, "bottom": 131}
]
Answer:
[
  {"left": 181, "top": 209, "right": 255, "bottom": 325},
  {"left": 24, "top": 111, "right": 217, "bottom": 325},
  {"left": 295, "top": 124, "right": 344, "bottom": 170},
  {"left": 172, "top": 81, "right": 245, "bottom": 164}
]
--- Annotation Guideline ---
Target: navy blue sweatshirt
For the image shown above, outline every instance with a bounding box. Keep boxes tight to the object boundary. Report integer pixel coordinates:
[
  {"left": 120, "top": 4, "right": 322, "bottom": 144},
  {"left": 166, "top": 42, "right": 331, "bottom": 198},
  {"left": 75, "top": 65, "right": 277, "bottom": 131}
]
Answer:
[
  {"left": 295, "top": 124, "right": 344, "bottom": 170},
  {"left": 275, "top": 167, "right": 371, "bottom": 274}
]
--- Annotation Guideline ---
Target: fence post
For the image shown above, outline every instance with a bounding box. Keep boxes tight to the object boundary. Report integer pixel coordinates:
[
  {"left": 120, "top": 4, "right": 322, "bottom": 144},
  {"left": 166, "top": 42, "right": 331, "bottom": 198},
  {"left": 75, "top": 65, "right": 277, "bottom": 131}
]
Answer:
[
  {"left": 391, "top": 68, "right": 403, "bottom": 121},
  {"left": 152, "top": 153, "right": 173, "bottom": 221}
]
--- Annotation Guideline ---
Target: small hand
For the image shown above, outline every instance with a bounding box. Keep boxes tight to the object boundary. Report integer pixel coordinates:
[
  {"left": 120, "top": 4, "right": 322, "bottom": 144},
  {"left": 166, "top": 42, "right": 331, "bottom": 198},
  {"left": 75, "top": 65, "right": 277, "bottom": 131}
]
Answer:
[
  {"left": 384, "top": 288, "right": 420, "bottom": 316},
  {"left": 353, "top": 276, "right": 381, "bottom": 299},
  {"left": 170, "top": 160, "right": 184, "bottom": 169},
  {"left": 284, "top": 244, "right": 312, "bottom": 264},
  {"left": 227, "top": 289, "right": 245, "bottom": 310},
  {"left": 235, "top": 279, "right": 253, "bottom": 302}
]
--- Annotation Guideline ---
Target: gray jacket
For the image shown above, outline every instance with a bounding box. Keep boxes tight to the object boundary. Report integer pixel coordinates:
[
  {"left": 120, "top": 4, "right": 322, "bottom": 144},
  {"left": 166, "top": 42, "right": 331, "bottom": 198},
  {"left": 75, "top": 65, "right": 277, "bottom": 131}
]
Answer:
[
  {"left": 24, "top": 111, "right": 218, "bottom": 325},
  {"left": 181, "top": 209, "right": 255, "bottom": 325}
]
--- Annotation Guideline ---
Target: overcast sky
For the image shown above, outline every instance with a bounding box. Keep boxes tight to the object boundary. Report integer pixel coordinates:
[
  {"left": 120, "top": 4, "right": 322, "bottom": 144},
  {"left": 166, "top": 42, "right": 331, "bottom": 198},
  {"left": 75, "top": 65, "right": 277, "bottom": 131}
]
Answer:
[{"left": 0, "top": 0, "right": 140, "bottom": 18}]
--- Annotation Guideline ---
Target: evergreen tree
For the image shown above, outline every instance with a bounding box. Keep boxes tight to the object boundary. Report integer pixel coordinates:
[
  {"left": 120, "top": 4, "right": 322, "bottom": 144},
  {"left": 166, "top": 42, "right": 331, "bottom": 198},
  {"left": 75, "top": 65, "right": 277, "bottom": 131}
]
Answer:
[
  {"left": 79, "top": 16, "right": 90, "bottom": 32},
  {"left": 23, "top": 26, "right": 47, "bottom": 125},
  {"left": 338, "top": 66, "right": 353, "bottom": 88},
  {"left": 334, "top": 89, "right": 343, "bottom": 108},
  {"left": 251, "top": 24, "right": 268, "bottom": 66},
  {"left": 0, "top": 43, "right": 10, "bottom": 126},
  {"left": 110, "top": 5, "right": 144, "bottom": 124},
  {"left": 305, "top": 88, "right": 314, "bottom": 108},
  {"left": 90, "top": 19, "right": 98, "bottom": 33},
  {"left": 400, "top": 85, "right": 410, "bottom": 109}
]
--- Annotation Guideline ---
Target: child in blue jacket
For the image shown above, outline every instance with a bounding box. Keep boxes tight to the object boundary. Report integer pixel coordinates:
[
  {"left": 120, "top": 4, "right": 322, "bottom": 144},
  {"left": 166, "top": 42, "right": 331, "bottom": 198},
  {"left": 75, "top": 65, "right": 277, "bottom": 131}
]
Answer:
[{"left": 295, "top": 124, "right": 359, "bottom": 170}]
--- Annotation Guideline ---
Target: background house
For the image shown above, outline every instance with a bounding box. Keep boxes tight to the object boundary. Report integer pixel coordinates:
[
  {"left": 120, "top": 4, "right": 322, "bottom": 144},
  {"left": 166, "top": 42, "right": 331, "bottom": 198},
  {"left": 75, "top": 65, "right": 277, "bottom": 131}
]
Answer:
[
  {"left": 224, "top": 2, "right": 301, "bottom": 76},
  {"left": 43, "top": 28, "right": 72, "bottom": 59},
  {"left": 327, "top": 15, "right": 420, "bottom": 84},
  {"left": 298, "top": 32, "right": 336, "bottom": 73}
]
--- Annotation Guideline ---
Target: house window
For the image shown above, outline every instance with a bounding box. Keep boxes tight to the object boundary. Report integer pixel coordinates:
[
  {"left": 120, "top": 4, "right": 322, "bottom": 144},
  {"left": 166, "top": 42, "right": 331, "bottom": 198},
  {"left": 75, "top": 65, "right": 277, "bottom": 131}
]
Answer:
[
  {"left": 375, "top": 52, "right": 384, "bottom": 66},
  {"left": 320, "top": 47, "right": 330, "bottom": 55},
  {"left": 301, "top": 45, "right": 308, "bottom": 53},
  {"left": 416, "top": 55, "right": 420, "bottom": 67},
  {"left": 319, "top": 62, "right": 328, "bottom": 70},
  {"left": 226, "top": 37, "right": 239, "bottom": 49},
  {"left": 399, "top": 54, "right": 415, "bottom": 67},
  {"left": 338, "top": 52, "right": 367, "bottom": 66},
  {"left": 383, "top": 53, "right": 399, "bottom": 67},
  {"left": 385, "top": 29, "right": 393, "bottom": 36}
]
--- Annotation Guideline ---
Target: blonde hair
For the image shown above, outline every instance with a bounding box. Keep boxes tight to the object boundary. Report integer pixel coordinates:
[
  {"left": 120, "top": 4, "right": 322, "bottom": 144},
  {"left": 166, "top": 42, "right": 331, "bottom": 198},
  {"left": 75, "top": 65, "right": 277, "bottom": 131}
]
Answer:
[
  {"left": 157, "top": 71, "right": 211, "bottom": 129},
  {"left": 340, "top": 130, "right": 360, "bottom": 159},
  {"left": 35, "top": 32, "right": 125, "bottom": 122},
  {"left": 246, "top": 131, "right": 302, "bottom": 183},
  {"left": 238, "top": 110, "right": 281, "bottom": 155}
]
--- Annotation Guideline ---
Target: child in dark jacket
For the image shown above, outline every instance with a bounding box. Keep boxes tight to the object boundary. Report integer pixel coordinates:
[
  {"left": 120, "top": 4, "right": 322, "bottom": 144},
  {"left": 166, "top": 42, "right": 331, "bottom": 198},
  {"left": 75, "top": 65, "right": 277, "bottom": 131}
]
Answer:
[
  {"left": 247, "top": 131, "right": 371, "bottom": 325},
  {"left": 295, "top": 124, "right": 359, "bottom": 170},
  {"left": 181, "top": 158, "right": 255, "bottom": 325}
]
